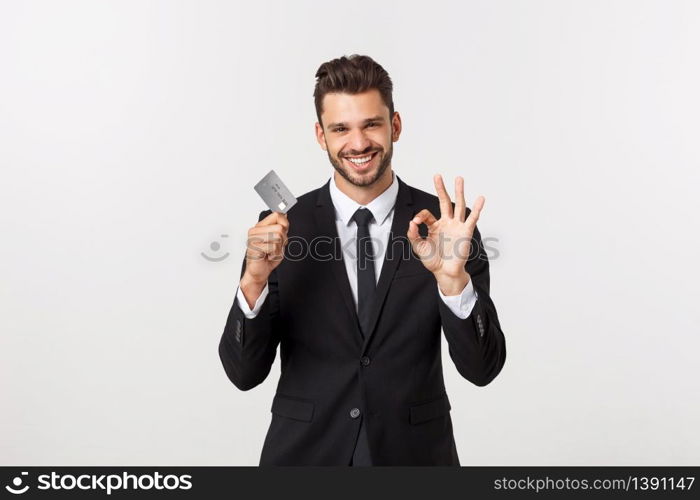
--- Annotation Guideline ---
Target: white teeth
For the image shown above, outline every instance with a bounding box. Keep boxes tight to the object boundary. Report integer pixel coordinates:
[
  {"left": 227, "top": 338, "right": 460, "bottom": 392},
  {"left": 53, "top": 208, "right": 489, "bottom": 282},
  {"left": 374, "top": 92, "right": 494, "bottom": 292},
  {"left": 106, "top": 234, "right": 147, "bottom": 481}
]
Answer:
[{"left": 346, "top": 153, "right": 373, "bottom": 165}]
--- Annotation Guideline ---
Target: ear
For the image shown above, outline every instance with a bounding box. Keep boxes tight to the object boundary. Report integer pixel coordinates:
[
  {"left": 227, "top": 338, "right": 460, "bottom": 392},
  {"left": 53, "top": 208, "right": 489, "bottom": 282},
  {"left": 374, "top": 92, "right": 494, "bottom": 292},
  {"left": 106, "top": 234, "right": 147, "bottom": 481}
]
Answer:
[
  {"left": 314, "top": 122, "right": 327, "bottom": 151},
  {"left": 391, "top": 111, "right": 402, "bottom": 142}
]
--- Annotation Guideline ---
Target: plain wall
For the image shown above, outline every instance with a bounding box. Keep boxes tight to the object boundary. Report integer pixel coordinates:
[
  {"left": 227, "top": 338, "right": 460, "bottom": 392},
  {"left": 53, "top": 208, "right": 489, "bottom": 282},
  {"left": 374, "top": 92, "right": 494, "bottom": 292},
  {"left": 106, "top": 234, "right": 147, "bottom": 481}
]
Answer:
[{"left": 1, "top": 0, "right": 698, "bottom": 465}]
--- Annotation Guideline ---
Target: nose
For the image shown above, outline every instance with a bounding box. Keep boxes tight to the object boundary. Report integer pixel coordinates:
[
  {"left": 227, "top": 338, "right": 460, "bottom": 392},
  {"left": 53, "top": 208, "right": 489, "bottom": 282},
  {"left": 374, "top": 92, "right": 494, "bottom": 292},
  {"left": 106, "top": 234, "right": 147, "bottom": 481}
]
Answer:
[{"left": 346, "top": 128, "right": 372, "bottom": 155}]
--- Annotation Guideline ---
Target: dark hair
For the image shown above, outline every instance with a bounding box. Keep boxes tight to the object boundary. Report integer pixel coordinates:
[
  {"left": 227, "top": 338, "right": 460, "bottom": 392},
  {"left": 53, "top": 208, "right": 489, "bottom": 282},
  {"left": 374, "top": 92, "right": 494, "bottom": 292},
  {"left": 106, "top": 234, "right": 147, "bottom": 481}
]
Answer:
[{"left": 313, "top": 54, "right": 394, "bottom": 127}]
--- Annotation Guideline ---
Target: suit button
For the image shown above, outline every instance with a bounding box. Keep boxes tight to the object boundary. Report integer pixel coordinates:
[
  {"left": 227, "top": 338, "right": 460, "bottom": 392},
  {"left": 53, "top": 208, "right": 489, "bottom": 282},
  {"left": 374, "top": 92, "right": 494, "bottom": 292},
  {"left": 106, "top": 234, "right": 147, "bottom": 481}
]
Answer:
[
  {"left": 350, "top": 408, "right": 361, "bottom": 419},
  {"left": 360, "top": 356, "right": 371, "bottom": 366},
  {"left": 234, "top": 319, "right": 242, "bottom": 342},
  {"left": 476, "top": 314, "right": 484, "bottom": 337}
]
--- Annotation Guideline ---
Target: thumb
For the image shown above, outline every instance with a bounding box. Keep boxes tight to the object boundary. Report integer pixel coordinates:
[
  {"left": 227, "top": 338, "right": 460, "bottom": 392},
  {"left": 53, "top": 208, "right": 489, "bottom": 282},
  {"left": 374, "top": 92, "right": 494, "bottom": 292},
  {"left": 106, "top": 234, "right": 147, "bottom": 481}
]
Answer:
[{"left": 407, "top": 220, "right": 422, "bottom": 247}]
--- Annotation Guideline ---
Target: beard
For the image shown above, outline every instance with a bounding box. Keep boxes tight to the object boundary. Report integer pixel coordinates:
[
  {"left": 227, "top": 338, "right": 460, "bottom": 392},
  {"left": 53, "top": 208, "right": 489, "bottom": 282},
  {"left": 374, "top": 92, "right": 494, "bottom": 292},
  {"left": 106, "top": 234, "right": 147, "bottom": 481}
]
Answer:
[{"left": 326, "top": 142, "right": 393, "bottom": 188}]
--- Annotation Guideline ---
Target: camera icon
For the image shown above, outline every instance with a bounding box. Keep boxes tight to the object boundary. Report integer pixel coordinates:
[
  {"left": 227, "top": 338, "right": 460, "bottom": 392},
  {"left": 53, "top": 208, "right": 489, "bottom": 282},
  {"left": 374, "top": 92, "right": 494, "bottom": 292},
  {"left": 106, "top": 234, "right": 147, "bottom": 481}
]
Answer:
[
  {"left": 5, "top": 472, "right": 29, "bottom": 494},
  {"left": 201, "top": 234, "right": 230, "bottom": 262}
]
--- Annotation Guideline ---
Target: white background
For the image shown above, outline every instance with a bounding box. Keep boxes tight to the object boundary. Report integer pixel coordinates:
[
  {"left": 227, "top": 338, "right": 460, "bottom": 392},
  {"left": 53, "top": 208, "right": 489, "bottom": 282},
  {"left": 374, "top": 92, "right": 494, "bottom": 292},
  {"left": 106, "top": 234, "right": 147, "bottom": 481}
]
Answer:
[{"left": 1, "top": 0, "right": 698, "bottom": 465}]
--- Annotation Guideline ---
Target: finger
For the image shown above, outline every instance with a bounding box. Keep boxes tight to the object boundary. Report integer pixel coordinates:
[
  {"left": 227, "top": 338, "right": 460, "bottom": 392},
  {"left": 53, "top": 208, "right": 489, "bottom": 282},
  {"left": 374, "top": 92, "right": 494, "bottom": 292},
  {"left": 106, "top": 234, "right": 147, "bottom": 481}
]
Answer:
[
  {"left": 249, "top": 224, "right": 287, "bottom": 238},
  {"left": 411, "top": 209, "right": 438, "bottom": 228},
  {"left": 276, "top": 212, "right": 289, "bottom": 231},
  {"left": 268, "top": 236, "right": 287, "bottom": 258},
  {"left": 248, "top": 234, "right": 287, "bottom": 245},
  {"left": 256, "top": 211, "right": 289, "bottom": 230},
  {"left": 268, "top": 244, "right": 285, "bottom": 261},
  {"left": 407, "top": 220, "right": 421, "bottom": 244},
  {"left": 454, "top": 176, "right": 466, "bottom": 222},
  {"left": 465, "top": 195, "right": 485, "bottom": 228},
  {"left": 256, "top": 211, "right": 279, "bottom": 226},
  {"left": 249, "top": 241, "right": 282, "bottom": 254},
  {"left": 433, "top": 174, "right": 453, "bottom": 219},
  {"left": 245, "top": 246, "right": 266, "bottom": 260}
]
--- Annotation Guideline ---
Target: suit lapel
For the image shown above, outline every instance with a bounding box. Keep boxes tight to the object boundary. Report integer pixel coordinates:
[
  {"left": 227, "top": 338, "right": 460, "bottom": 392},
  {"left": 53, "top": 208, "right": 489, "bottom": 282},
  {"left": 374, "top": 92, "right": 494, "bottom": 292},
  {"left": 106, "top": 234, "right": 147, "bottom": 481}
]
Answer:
[
  {"left": 313, "top": 180, "right": 363, "bottom": 344},
  {"left": 361, "top": 176, "right": 415, "bottom": 354}
]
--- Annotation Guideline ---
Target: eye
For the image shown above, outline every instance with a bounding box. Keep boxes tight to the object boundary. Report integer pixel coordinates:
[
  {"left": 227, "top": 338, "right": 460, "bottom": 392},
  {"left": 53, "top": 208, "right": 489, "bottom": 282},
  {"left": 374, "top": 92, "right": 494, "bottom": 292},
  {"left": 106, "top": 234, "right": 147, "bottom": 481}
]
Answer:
[{"left": 333, "top": 127, "right": 346, "bottom": 133}]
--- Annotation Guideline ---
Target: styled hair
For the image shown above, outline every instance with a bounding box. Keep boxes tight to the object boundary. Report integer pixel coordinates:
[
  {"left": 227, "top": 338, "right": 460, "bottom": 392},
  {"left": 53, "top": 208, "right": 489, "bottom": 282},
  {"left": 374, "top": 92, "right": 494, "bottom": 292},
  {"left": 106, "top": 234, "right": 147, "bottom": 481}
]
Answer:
[{"left": 313, "top": 54, "right": 394, "bottom": 126}]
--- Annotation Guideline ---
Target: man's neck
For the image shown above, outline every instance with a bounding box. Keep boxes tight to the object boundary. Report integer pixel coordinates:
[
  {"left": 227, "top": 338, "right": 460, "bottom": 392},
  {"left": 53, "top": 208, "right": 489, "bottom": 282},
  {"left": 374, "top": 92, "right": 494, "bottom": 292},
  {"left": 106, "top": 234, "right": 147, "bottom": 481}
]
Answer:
[{"left": 333, "top": 168, "right": 394, "bottom": 206}]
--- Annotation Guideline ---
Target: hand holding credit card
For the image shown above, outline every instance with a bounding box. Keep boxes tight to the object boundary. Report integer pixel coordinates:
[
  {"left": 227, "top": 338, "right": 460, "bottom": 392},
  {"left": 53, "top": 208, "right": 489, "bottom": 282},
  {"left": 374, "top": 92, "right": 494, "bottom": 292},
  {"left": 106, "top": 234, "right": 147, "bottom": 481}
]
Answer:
[
  {"left": 254, "top": 170, "right": 298, "bottom": 214},
  {"left": 242, "top": 170, "right": 294, "bottom": 305}
]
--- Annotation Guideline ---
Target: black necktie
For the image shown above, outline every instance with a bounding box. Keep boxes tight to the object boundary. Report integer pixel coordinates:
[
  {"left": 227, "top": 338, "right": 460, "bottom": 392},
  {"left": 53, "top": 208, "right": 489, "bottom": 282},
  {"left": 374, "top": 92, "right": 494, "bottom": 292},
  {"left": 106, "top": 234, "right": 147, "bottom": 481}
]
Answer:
[
  {"left": 350, "top": 207, "right": 374, "bottom": 466},
  {"left": 351, "top": 207, "right": 376, "bottom": 338}
]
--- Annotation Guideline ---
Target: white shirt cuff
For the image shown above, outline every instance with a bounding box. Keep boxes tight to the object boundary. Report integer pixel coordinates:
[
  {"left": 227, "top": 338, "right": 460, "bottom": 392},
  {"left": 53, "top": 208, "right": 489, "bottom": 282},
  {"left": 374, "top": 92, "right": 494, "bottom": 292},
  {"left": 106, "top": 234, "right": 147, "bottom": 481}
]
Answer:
[
  {"left": 437, "top": 278, "right": 478, "bottom": 319},
  {"left": 235, "top": 282, "right": 269, "bottom": 319}
]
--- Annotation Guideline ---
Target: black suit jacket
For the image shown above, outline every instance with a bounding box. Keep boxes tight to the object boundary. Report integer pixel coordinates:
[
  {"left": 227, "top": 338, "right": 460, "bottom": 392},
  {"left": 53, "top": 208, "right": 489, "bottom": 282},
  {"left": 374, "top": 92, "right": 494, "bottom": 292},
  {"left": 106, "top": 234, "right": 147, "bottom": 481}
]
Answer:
[{"left": 218, "top": 175, "right": 506, "bottom": 465}]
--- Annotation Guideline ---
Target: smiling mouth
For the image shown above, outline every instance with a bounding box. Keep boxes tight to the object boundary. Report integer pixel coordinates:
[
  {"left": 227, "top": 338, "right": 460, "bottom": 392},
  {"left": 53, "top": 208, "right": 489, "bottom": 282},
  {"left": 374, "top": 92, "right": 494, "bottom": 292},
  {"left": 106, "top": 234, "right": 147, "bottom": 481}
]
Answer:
[{"left": 342, "top": 151, "right": 378, "bottom": 171}]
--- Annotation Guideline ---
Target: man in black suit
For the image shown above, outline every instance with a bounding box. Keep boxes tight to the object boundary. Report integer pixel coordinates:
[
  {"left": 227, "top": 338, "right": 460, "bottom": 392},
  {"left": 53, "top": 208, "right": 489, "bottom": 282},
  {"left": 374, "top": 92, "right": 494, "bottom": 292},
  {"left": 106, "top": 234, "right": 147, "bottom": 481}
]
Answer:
[{"left": 219, "top": 54, "right": 506, "bottom": 466}]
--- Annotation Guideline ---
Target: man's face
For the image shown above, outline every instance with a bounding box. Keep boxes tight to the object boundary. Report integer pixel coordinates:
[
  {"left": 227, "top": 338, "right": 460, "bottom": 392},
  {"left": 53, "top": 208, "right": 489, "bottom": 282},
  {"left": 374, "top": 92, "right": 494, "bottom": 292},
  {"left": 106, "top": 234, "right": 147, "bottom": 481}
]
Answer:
[{"left": 315, "top": 89, "right": 401, "bottom": 187}]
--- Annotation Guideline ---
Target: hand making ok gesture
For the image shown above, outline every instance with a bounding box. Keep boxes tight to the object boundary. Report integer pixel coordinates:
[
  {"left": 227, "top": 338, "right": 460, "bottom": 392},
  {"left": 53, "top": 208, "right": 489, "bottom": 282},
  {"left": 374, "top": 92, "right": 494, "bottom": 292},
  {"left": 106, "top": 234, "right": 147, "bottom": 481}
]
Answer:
[{"left": 407, "top": 174, "right": 485, "bottom": 295}]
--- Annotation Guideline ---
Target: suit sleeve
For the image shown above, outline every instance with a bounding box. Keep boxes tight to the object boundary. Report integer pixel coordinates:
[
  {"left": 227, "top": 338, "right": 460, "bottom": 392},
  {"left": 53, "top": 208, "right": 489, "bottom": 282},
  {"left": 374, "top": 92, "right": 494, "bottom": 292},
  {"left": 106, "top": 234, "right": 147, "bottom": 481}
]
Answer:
[
  {"left": 218, "top": 209, "right": 281, "bottom": 391},
  {"left": 438, "top": 222, "right": 506, "bottom": 386}
]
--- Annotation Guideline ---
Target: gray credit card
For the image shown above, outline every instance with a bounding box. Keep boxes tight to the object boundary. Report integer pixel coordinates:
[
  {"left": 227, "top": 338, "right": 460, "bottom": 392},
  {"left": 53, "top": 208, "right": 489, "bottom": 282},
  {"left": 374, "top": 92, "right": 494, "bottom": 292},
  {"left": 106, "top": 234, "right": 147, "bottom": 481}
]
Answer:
[{"left": 254, "top": 169, "right": 298, "bottom": 214}]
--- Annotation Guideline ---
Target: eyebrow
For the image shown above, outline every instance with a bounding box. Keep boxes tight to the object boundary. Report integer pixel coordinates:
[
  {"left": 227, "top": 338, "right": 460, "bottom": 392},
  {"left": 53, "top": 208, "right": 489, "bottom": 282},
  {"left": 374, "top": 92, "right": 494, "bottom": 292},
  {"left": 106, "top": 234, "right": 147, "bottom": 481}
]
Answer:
[{"left": 326, "top": 116, "right": 385, "bottom": 129}]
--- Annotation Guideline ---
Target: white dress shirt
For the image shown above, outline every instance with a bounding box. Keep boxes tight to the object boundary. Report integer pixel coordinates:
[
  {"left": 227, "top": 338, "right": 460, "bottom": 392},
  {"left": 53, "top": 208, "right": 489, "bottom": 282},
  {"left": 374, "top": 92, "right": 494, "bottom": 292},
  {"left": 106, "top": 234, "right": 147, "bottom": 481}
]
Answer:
[{"left": 235, "top": 171, "right": 478, "bottom": 319}]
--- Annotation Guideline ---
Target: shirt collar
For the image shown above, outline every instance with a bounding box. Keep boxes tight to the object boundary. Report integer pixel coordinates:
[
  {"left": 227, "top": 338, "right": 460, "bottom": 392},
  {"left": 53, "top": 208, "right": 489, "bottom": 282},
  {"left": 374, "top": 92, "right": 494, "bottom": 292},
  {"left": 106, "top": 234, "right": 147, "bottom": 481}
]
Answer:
[{"left": 328, "top": 170, "right": 398, "bottom": 226}]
